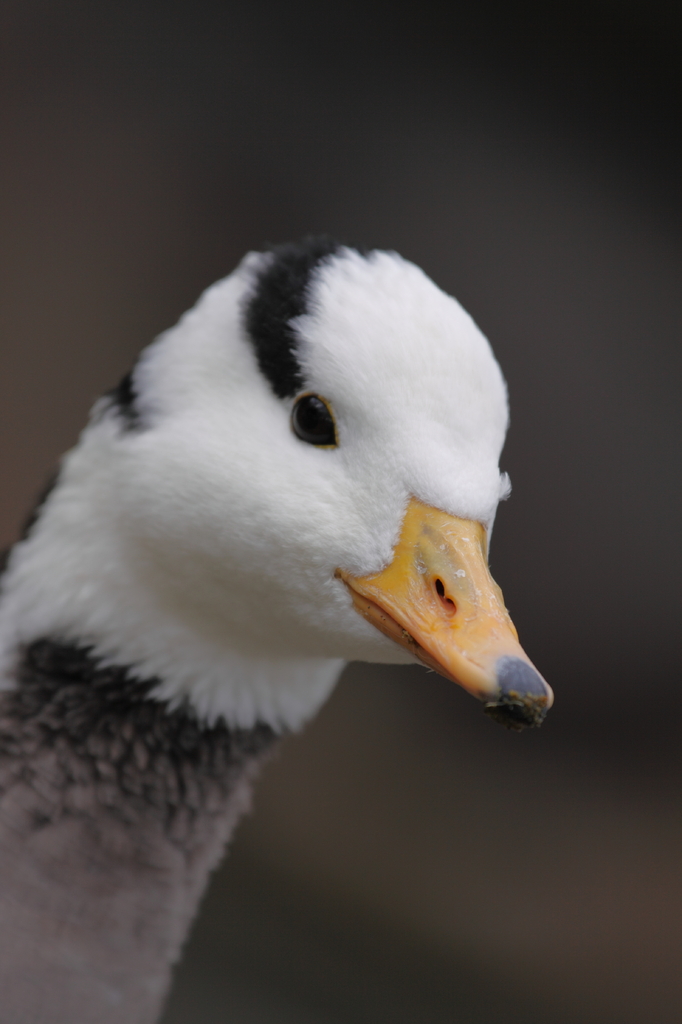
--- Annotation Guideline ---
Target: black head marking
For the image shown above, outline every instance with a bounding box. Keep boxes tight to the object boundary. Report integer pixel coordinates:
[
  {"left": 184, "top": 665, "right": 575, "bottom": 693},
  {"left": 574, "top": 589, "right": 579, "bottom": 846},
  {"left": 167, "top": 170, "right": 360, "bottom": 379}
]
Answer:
[
  {"left": 106, "top": 368, "right": 141, "bottom": 429},
  {"left": 19, "top": 370, "right": 140, "bottom": 546},
  {"left": 244, "top": 235, "right": 344, "bottom": 399}
]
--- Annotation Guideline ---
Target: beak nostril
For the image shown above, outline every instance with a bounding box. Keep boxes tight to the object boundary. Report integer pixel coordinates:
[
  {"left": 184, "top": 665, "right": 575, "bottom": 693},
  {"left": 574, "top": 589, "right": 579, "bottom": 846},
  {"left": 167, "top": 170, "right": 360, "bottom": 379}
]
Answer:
[{"left": 434, "top": 578, "right": 456, "bottom": 614}]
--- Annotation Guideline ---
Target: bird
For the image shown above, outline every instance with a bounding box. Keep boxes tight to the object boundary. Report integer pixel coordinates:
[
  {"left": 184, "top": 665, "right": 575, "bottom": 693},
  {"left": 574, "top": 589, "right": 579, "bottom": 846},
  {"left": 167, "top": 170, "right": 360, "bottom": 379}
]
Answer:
[{"left": 0, "top": 236, "right": 552, "bottom": 1023}]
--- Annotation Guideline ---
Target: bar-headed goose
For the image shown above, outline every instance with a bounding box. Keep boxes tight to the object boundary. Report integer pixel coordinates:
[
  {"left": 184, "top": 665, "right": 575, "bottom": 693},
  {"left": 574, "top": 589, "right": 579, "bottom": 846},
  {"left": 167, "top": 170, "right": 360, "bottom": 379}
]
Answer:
[{"left": 0, "top": 238, "right": 552, "bottom": 1023}]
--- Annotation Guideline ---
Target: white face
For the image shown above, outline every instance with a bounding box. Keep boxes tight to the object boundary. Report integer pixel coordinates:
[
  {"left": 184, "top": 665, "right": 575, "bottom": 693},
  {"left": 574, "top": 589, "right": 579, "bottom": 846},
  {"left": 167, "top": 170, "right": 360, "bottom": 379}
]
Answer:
[
  {"left": 114, "top": 249, "right": 509, "bottom": 663},
  {"left": 0, "top": 247, "right": 511, "bottom": 729}
]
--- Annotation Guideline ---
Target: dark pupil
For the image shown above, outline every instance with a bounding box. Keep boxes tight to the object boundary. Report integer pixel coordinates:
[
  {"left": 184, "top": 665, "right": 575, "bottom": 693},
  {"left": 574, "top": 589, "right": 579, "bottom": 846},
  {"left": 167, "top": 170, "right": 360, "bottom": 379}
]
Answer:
[{"left": 292, "top": 395, "right": 336, "bottom": 445}]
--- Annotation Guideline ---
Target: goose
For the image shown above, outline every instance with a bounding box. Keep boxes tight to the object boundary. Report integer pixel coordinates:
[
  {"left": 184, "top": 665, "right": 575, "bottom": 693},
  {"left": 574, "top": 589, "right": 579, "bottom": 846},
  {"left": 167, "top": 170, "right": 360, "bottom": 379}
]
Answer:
[{"left": 0, "top": 237, "right": 552, "bottom": 1023}]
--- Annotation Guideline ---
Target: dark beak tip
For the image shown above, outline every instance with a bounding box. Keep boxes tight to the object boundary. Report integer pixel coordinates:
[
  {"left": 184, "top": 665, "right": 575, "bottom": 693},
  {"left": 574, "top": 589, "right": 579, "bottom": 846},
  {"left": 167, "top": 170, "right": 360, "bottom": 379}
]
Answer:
[
  {"left": 496, "top": 655, "right": 548, "bottom": 698},
  {"left": 484, "top": 656, "right": 552, "bottom": 731}
]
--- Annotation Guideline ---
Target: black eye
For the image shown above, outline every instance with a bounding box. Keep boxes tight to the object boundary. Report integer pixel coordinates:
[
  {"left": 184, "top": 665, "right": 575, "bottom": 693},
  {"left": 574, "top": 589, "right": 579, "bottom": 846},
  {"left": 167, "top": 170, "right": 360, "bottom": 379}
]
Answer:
[{"left": 291, "top": 394, "right": 337, "bottom": 446}]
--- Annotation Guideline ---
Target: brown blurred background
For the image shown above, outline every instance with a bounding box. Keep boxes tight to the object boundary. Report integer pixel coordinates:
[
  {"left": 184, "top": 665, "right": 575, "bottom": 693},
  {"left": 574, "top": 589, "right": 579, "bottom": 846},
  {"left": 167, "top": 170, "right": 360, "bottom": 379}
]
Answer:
[{"left": 1, "top": 2, "right": 681, "bottom": 1021}]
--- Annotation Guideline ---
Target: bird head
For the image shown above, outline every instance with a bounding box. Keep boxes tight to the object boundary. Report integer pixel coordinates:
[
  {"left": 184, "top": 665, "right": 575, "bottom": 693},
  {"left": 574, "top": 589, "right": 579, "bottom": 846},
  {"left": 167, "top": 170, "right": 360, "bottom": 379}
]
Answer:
[{"left": 1, "top": 239, "right": 552, "bottom": 731}]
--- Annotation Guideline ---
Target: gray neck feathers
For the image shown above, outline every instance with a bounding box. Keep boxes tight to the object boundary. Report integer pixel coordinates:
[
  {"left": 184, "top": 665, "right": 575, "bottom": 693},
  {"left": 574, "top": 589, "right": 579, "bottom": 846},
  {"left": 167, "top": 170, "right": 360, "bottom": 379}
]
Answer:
[{"left": 0, "top": 639, "right": 277, "bottom": 1024}]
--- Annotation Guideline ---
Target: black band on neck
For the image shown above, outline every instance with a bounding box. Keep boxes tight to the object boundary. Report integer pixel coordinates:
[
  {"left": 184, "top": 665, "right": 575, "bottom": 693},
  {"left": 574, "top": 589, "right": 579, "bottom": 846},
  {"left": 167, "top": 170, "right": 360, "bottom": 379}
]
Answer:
[{"left": 1, "top": 639, "right": 277, "bottom": 839}]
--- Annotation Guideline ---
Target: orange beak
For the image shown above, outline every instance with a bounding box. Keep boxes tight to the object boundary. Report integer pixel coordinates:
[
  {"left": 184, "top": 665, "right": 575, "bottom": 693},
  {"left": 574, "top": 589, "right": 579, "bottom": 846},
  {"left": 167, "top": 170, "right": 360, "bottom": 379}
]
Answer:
[{"left": 336, "top": 497, "right": 552, "bottom": 730}]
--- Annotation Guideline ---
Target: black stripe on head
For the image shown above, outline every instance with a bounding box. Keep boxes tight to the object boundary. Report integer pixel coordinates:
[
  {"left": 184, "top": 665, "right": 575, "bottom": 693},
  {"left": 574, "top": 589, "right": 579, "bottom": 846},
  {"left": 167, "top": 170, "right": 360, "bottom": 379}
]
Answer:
[
  {"left": 106, "top": 369, "right": 141, "bottom": 429},
  {"left": 244, "top": 236, "right": 343, "bottom": 399}
]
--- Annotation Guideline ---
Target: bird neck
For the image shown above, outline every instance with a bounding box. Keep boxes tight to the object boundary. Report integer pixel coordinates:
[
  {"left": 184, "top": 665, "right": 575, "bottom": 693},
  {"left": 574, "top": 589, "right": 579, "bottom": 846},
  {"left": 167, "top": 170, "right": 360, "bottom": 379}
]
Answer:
[
  {"left": 0, "top": 638, "right": 277, "bottom": 1024},
  {"left": 0, "top": 467, "right": 345, "bottom": 731}
]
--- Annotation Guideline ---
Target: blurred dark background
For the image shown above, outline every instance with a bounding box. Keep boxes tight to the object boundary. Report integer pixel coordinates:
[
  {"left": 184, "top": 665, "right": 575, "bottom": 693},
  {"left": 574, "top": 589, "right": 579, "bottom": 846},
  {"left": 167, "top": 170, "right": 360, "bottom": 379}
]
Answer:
[{"left": 1, "top": 2, "right": 681, "bottom": 1021}]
